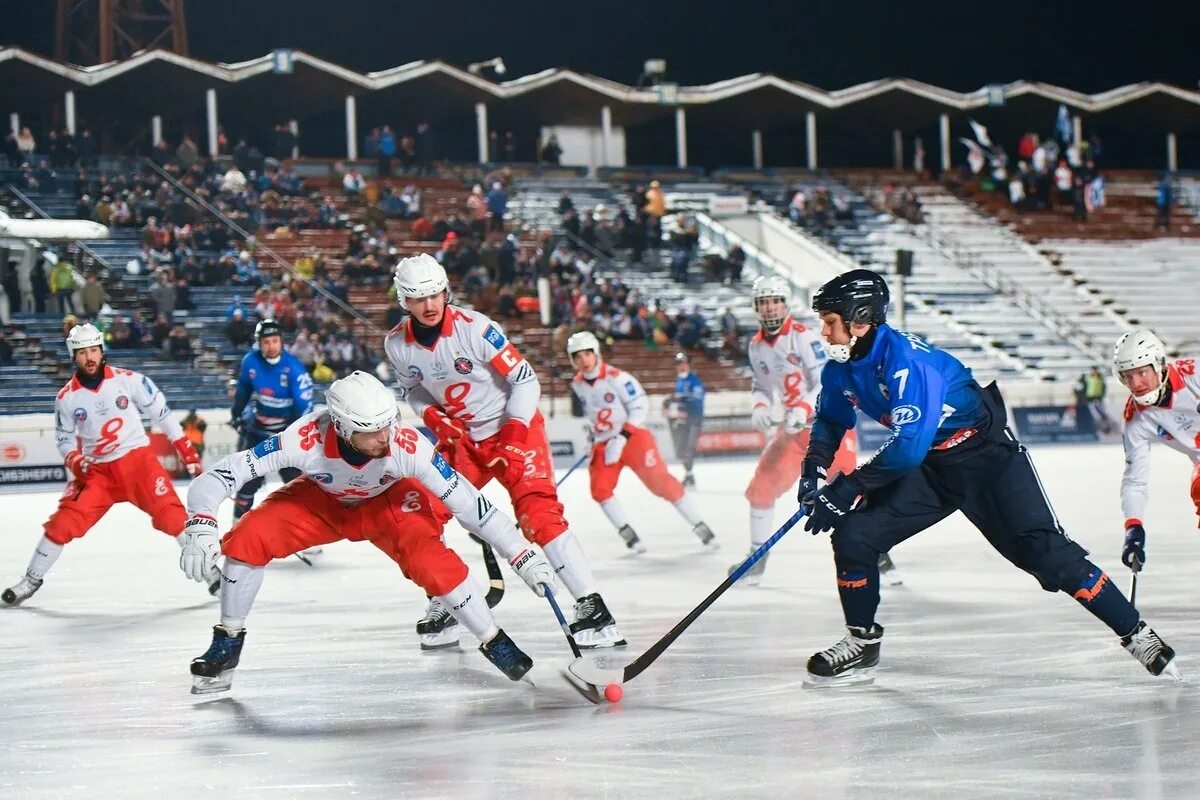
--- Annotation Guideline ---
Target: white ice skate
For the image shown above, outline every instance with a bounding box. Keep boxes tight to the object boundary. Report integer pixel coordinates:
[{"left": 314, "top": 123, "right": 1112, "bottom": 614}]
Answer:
[
  {"left": 569, "top": 593, "right": 627, "bottom": 649},
  {"left": 416, "top": 597, "right": 460, "bottom": 650},
  {"left": 2, "top": 574, "right": 44, "bottom": 607}
]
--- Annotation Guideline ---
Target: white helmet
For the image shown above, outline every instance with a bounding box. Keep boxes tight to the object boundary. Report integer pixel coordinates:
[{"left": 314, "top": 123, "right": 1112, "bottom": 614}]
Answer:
[
  {"left": 66, "top": 323, "right": 105, "bottom": 355},
  {"left": 325, "top": 371, "right": 399, "bottom": 441},
  {"left": 1113, "top": 329, "right": 1168, "bottom": 405},
  {"left": 393, "top": 253, "right": 449, "bottom": 301},
  {"left": 752, "top": 275, "right": 791, "bottom": 334},
  {"left": 566, "top": 330, "right": 601, "bottom": 357}
]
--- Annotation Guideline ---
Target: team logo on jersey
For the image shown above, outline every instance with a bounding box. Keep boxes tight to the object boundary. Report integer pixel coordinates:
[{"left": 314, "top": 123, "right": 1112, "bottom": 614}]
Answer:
[
  {"left": 409, "top": 365, "right": 424, "bottom": 381},
  {"left": 811, "top": 341, "right": 827, "bottom": 361},
  {"left": 758, "top": 361, "right": 770, "bottom": 375},
  {"left": 311, "top": 472, "right": 334, "bottom": 484},
  {"left": 251, "top": 436, "right": 281, "bottom": 458},
  {"left": 432, "top": 451, "right": 454, "bottom": 479},
  {"left": 260, "top": 387, "right": 275, "bottom": 396},
  {"left": 454, "top": 357, "right": 473, "bottom": 374},
  {"left": 379, "top": 473, "right": 397, "bottom": 486},
  {"left": 786, "top": 353, "right": 802, "bottom": 366},
  {"left": 73, "top": 408, "right": 88, "bottom": 421},
  {"left": 890, "top": 405, "right": 922, "bottom": 425},
  {"left": 842, "top": 389, "right": 858, "bottom": 408},
  {"left": 115, "top": 395, "right": 129, "bottom": 410},
  {"left": 280, "top": 372, "right": 288, "bottom": 388},
  {"left": 482, "top": 324, "right": 507, "bottom": 350},
  {"left": 248, "top": 368, "right": 256, "bottom": 380},
  {"left": 1156, "top": 426, "right": 1174, "bottom": 442},
  {"left": 604, "top": 392, "right": 615, "bottom": 403}
]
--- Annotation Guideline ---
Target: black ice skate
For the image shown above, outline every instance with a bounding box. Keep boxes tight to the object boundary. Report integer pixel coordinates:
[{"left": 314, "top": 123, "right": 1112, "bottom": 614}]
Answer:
[
  {"left": 729, "top": 549, "right": 769, "bottom": 586},
  {"left": 190, "top": 625, "right": 247, "bottom": 694},
  {"left": 878, "top": 552, "right": 902, "bottom": 586},
  {"left": 2, "top": 574, "right": 43, "bottom": 607},
  {"left": 617, "top": 524, "right": 646, "bottom": 554},
  {"left": 416, "top": 597, "right": 459, "bottom": 650},
  {"left": 479, "top": 628, "right": 533, "bottom": 681},
  {"left": 1122, "top": 621, "right": 1181, "bottom": 679},
  {"left": 569, "top": 593, "right": 627, "bottom": 649},
  {"left": 692, "top": 522, "right": 716, "bottom": 547},
  {"left": 682, "top": 471, "right": 696, "bottom": 488},
  {"left": 805, "top": 624, "right": 884, "bottom": 686}
]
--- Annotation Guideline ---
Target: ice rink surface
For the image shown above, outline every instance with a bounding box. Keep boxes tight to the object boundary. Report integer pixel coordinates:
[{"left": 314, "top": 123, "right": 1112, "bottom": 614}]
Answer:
[{"left": 2, "top": 443, "right": 1197, "bottom": 800}]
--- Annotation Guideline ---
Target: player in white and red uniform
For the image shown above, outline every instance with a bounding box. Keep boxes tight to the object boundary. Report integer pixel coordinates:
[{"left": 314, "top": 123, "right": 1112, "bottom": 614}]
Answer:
[
  {"left": 566, "top": 331, "right": 717, "bottom": 553},
  {"left": 2, "top": 324, "right": 202, "bottom": 607},
  {"left": 178, "top": 371, "right": 556, "bottom": 693},
  {"left": 732, "top": 276, "right": 860, "bottom": 584},
  {"left": 384, "top": 254, "right": 624, "bottom": 648},
  {"left": 1113, "top": 329, "right": 1200, "bottom": 574}
]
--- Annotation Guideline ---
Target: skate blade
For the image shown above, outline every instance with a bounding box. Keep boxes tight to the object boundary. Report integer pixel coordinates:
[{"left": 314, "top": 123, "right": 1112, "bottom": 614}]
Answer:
[
  {"left": 420, "top": 632, "right": 461, "bottom": 651},
  {"left": 191, "top": 672, "right": 234, "bottom": 695},
  {"left": 1158, "top": 661, "right": 1183, "bottom": 681},
  {"left": 572, "top": 625, "right": 628, "bottom": 649},
  {"left": 299, "top": 547, "right": 324, "bottom": 556},
  {"left": 560, "top": 669, "right": 602, "bottom": 704},
  {"left": 803, "top": 668, "right": 876, "bottom": 688},
  {"left": 882, "top": 572, "right": 904, "bottom": 587}
]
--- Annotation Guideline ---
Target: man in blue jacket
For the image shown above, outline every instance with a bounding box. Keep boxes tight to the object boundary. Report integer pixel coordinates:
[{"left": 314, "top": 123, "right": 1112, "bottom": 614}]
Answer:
[
  {"left": 798, "top": 269, "right": 1179, "bottom": 683},
  {"left": 667, "top": 352, "right": 705, "bottom": 487},
  {"left": 230, "top": 319, "right": 314, "bottom": 520}
]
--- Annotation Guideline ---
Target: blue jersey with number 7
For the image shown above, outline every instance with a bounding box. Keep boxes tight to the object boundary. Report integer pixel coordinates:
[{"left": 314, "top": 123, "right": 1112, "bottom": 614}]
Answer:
[{"left": 811, "top": 324, "right": 987, "bottom": 490}]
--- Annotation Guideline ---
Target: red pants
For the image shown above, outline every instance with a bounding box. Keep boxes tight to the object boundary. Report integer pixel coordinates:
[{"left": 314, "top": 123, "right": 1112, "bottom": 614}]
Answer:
[
  {"left": 745, "top": 428, "right": 858, "bottom": 508},
  {"left": 221, "top": 477, "right": 468, "bottom": 597},
  {"left": 441, "top": 411, "right": 567, "bottom": 546},
  {"left": 1191, "top": 462, "right": 1200, "bottom": 526},
  {"left": 589, "top": 427, "right": 684, "bottom": 504},
  {"left": 44, "top": 445, "right": 186, "bottom": 545}
]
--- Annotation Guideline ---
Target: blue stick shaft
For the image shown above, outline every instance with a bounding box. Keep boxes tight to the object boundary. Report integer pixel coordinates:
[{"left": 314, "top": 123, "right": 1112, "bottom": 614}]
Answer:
[{"left": 555, "top": 453, "right": 590, "bottom": 487}]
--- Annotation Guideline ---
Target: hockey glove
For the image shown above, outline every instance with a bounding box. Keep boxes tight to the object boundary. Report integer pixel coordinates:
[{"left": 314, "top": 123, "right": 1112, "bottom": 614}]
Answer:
[
  {"left": 64, "top": 450, "right": 93, "bottom": 482},
  {"left": 423, "top": 406, "right": 468, "bottom": 447},
  {"left": 751, "top": 405, "right": 773, "bottom": 432},
  {"left": 783, "top": 404, "right": 813, "bottom": 435},
  {"left": 796, "top": 460, "right": 827, "bottom": 511},
  {"left": 1122, "top": 523, "right": 1146, "bottom": 571},
  {"left": 804, "top": 475, "right": 858, "bottom": 535},
  {"left": 173, "top": 437, "right": 202, "bottom": 477},
  {"left": 487, "top": 420, "right": 529, "bottom": 483},
  {"left": 229, "top": 411, "right": 245, "bottom": 434},
  {"left": 509, "top": 547, "right": 555, "bottom": 597},
  {"left": 180, "top": 514, "right": 220, "bottom": 583},
  {"left": 603, "top": 432, "right": 628, "bottom": 466}
]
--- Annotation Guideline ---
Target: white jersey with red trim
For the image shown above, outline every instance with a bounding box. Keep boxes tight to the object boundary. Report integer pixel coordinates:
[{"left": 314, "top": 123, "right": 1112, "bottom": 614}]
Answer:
[
  {"left": 54, "top": 365, "right": 184, "bottom": 463},
  {"left": 747, "top": 316, "right": 827, "bottom": 420},
  {"left": 383, "top": 306, "right": 539, "bottom": 442},
  {"left": 1121, "top": 358, "right": 1200, "bottom": 523},
  {"left": 186, "top": 411, "right": 526, "bottom": 555},
  {"left": 571, "top": 364, "right": 649, "bottom": 444}
]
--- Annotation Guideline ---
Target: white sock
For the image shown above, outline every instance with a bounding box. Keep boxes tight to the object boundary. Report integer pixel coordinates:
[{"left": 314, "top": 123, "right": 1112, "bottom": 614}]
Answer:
[
  {"left": 26, "top": 536, "right": 65, "bottom": 580},
  {"left": 600, "top": 498, "right": 630, "bottom": 530},
  {"left": 542, "top": 530, "right": 596, "bottom": 600},
  {"left": 219, "top": 558, "right": 265, "bottom": 632},
  {"left": 750, "top": 507, "right": 774, "bottom": 547},
  {"left": 439, "top": 576, "right": 498, "bottom": 641},
  {"left": 673, "top": 494, "right": 704, "bottom": 527}
]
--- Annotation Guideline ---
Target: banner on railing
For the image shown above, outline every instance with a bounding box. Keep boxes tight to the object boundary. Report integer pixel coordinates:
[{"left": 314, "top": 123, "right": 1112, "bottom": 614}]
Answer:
[{"left": 1011, "top": 405, "right": 1099, "bottom": 444}]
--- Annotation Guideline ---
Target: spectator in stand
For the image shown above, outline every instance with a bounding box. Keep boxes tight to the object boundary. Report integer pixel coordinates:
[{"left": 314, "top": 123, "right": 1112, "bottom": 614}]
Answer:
[
  {"left": 226, "top": 294, "right": 247, "bottom": 320},
  {"left": 234, "top": 251, "right": 262, "bottom": 287},
  {"left": 221, "top": 163, "right": 248, "bottom": 193},
  {"left": 1053, "top": 159, "right": 1074, "bottom": 208},
  {"left": 1072, "top": 174, "right": 1089, "bottom": 222},
  {"left": 378, "top": 125, "right": 396, "bottom": 177},
  {"left": 726, "top": 244, "right": 746, "bottom": 284},
  {"left": 415, "top": 121, "right": 435, "bottom": 175},
  {"left": 789, "top": 189, "right": 807, "bottom": 223},
  {"left": 342, "top": 168, "right": 365, "bottom": 198},
  {"left": 486, "top": 182, "right": 508, "bottom": 232},
  {"left": 644, "top": 180, "right": 666, "bottom": 244},
  {"left": 1009, "top": 167, "right": 1027, "bottom": 208},
  {"left": 226, "top": 308, "right": 254, "bottom": 348},
  {"left": 167, "top": 323, "right": 193, "bottom": 361},
  {"left": 1156, "top": 174, "right": 1174, "bottom": 232},
  {"left": 80, "top": 273, "right": 105, "bottom": 317},
  {"left": 363, "top": 128, "right": 380, "bottom": 161},
  {"left": 107, "top": 315, "right": 133, "bottom": 349},
  {"left": 557, "top": 190, "right": 574, "bottom": 215},
  {"left": 16, "top": 127, "right": 36, "bottom": 160},
  {"left": 721, "top": 307, "right": 739, "bottom": 356},
  {"left": 3, "top": 128, "right": 20, "bottom": 164},
  {"left": 466, "top": 185, "right": 489, "bottom": 235},
  {"left": 148, "top": 312, "right": 172, "bottom": 350},
  {"left": 176, "top": 135, "right": 200, "bottom": 169},
  {"left": 49, "top": 256, "right": 75, "bottom": 315},
  {"left": 0, "top": 330, "right": 13, "bottom": 367},
  {"left": 149, "top": 270, "right": 176, "bottom": 319},
  {"left": 541, "top": 133, "right": 563, "bottom": 165},
  {"left": 503, "top": 131, "right": 518, "bottom": 162}
]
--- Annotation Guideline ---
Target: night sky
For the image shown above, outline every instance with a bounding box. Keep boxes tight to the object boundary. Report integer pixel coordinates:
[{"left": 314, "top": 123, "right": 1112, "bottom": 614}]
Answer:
[{"left": 4, "top": 0, "right": 1196, "bottom": 92}]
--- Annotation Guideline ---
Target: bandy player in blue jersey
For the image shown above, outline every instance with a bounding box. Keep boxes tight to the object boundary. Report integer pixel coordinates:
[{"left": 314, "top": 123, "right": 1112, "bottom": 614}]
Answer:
[{"left": 796, "top": 269, "right": 1179, "bottom": 684}]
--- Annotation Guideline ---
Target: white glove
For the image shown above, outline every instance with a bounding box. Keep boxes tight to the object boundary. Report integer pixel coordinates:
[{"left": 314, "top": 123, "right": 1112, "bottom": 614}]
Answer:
[
  {"left": 509, "top": 547, "right": 555, "bottom": 597},
  {"left": 784, "top": 405, "right": 811, "bottom": 434},
  {"left": 751, "top": 405, "right": 773, "bottom": 431},
  {"left": 603, "top": 435, "right": 627, "bottom": 466},
  {"left": 179, "top": 514, "right": 220, "bottom": 583}
]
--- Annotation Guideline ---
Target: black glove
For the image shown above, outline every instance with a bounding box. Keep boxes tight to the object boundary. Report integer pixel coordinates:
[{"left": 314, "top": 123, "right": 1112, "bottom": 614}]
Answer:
[
  {"left": 229, "top": 412, "right": 245, "bottom": 434},
  {"left": 1122, "top": 524, "right": 1146, "bottom": 571},
  {"left": 803, "top": 475, "right": 858, "bottom": 535},
  {"left": 796, "top": 460, "right": 826, "bottom": 511}
]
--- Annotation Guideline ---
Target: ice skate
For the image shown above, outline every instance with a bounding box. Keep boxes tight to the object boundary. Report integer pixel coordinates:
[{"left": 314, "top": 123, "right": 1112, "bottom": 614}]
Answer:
[
  {"left": 190, "top": 625, "right": 246, "bottom": 694},
  {"left": 805, "top": 624, "right": 883, "bottom": 686},
  {"left": 416, "top": 596, "right": 460, "bottom": 650},
  {"left": 569, "top": 593, "right": 627, "bottom": 649},
  {"left": 617, "top": 524, "right": 646, "bottom": 554},
  {"left": 878, "top": 552, "right": 902, "bottom": 586},
  {"left": 479, "top": 628, "right": 533, "bottom": 681},
  {"left": 729, "top": 549, "right": 769, "bottom": 586},
  {"left": 682, "top": 470, "right": 696, "bottom": 488},
  {"left": 1122, "top": 621, "right": 1181, "bottom": 680},
  {"left": 692, "top": 522, "right": 717, "bottom": 547},
  {"left": 2, "top": 574, "right": 43, "bottom": 607}
]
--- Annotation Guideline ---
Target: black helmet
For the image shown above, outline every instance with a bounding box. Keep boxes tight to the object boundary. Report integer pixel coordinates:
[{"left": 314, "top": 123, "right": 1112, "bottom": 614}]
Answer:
[
  {"left": 255, "top": 318, "right": 282, "bottom": 342},
  {"left": 811, "top": 269, "right": 889, "bottom": 326}
]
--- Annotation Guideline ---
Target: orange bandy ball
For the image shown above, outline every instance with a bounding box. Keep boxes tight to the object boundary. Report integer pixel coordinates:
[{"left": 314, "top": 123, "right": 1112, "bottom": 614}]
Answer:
[{"left": 604, "top": 683, "right": 623, "bottom": 703}]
